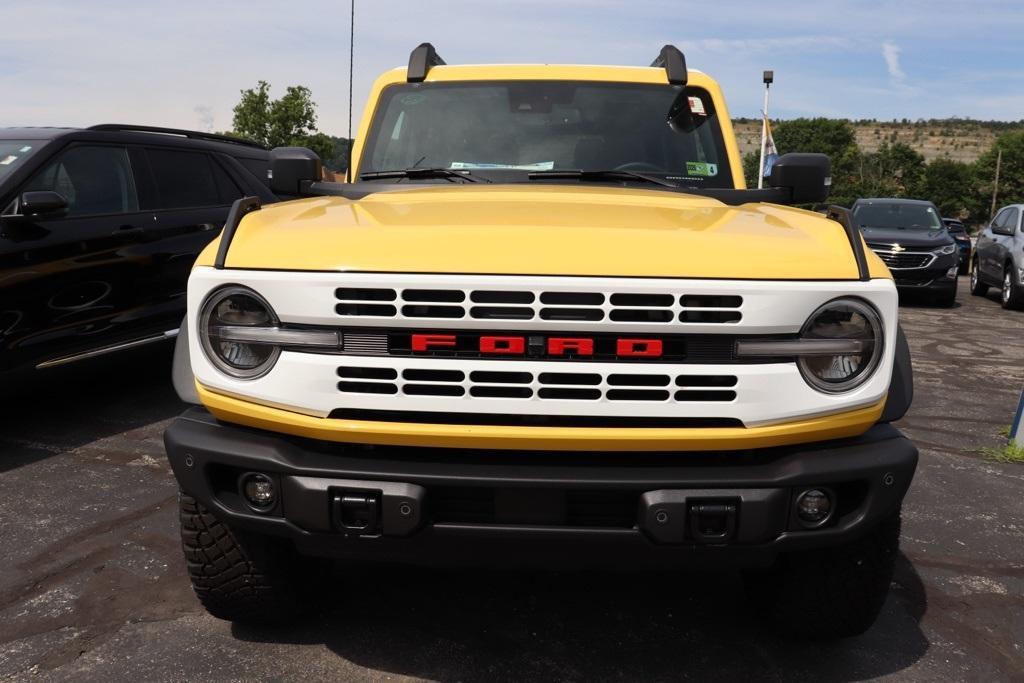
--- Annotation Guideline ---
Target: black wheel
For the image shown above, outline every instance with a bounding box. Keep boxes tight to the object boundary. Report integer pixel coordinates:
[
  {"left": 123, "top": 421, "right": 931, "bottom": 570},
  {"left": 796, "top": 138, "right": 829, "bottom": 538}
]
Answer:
[
  {"left": 1001, "top": 264, "right": 1024, "bottom": 310},
  {"left": 744, "top": 511, "right": 901, "bottom": 639},
  {"left": 179, "top": 492, "right": 323, "bottom": 622},
  {"left": 969, "top": 259, "right": 988, "bottom": 296}
]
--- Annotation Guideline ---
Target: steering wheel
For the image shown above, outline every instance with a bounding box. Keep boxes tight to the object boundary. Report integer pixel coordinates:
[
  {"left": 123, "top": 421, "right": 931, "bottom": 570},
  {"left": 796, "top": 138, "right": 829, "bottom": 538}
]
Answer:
[{"left": 613, "top": 162, "right": 664, "bottom": 172}]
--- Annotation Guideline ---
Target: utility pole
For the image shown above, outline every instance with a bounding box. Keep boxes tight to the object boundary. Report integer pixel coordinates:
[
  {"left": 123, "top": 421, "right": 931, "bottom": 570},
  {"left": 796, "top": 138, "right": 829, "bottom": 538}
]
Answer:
[
  {"left": 346, "top": 0, "right": 355, "bottom": 182},
  {"left": 990, "top": 147, "right": 1002, "bottom": 220},
  {"left": 348, "top": 0, "right": 355, "bottom": 140},
  {"left": 757, "top": 70, "right": 774, "bottom": 189}
]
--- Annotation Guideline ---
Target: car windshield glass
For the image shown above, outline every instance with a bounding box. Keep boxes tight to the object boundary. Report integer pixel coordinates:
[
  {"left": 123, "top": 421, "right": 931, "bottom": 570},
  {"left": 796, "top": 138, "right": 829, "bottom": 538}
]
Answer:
[
  {"left": 0, "top": 140, "right": 41, "bottom": 183},
  {"left": 359, "top": 81, "right": 733, "bottom": 188},
  {"left": 853, "top": 202, "right": 942, "bottom": 230}
]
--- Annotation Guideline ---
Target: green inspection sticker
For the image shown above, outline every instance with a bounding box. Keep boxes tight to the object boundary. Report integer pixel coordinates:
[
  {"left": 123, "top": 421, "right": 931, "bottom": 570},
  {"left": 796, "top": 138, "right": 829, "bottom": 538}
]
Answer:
[{"left": 686, "top": 162, "right": 718, "bottom": 176}]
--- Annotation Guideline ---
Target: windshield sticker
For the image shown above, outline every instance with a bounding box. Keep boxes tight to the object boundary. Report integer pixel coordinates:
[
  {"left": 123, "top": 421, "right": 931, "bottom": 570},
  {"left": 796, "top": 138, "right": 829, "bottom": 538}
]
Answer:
[
  {"left": 688, "top": 97, "right": 707, "bottom": 116},
  {"left": 0, "top": 155, "right": 17, "bottom": 166},
  {"left": 450, "top": 161, "right": 555, "bottom": 171},
  {"left": 19, "top": 146, "right": 32, "bottom": 153},
  {"left": 686, "top": 161, "right": 718, "bottom": 177},
  {"left": 400, "top": 93, "right": 426, "bottom": 106}
]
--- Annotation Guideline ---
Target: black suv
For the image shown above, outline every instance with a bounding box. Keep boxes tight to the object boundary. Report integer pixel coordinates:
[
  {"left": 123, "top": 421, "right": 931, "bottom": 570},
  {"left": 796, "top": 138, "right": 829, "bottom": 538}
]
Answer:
[
  {"left": 852, "top": 198, "right": 959, "bottom": 306},
  {"left": 0, "top": 125, "right": 277, "bottom": 375}
]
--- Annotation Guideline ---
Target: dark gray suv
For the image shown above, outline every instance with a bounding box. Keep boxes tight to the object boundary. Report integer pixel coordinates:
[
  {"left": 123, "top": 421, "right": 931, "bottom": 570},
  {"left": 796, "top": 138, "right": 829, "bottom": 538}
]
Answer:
[
  {"left": 971, "top": 204, "right": 1024, "bottom": 309},
  {"left": 852, "top": 198, "right": 959, "bottom": 306}
]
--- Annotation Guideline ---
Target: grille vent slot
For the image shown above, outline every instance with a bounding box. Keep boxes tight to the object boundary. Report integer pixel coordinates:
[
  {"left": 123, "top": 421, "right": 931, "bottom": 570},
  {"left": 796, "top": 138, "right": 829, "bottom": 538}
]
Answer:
[{"left": 335, "top": 285, "right": 743, "bottom": 324}]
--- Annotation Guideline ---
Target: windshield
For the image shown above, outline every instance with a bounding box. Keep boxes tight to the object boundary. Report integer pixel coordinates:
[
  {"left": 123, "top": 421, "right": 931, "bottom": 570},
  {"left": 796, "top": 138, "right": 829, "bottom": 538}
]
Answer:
[
  {"left": 853, "top": 202, "right": 942, "bottom": 231},
  {"left": 0, "top": 140, "right": 42, "bottom": 183},
  {"left": 359, "top": 81, "right": 733, "bottom": 188}
]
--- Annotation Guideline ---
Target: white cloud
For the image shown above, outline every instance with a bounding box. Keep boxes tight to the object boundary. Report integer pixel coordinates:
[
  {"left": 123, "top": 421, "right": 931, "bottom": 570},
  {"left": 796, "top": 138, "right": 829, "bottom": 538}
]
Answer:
[
  {"left": 882, "top": 41, "right": 906, "bottom": 82},
  {"left": 194, "top": 105, "right": 214, "bottom": 133}
]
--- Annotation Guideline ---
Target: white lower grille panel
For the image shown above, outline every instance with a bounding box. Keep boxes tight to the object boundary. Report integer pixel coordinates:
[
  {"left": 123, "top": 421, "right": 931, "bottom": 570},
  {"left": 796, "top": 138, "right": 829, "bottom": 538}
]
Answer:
[{"left": 196, "top": 352, "right": 890, "bottom": 427}]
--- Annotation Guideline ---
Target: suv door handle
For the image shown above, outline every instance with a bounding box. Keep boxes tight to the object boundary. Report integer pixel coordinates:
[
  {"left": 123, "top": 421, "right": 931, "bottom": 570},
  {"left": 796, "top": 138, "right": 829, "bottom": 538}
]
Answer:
[
  {"left": 198, "top": 223, "right": 219, "bottom": 232},
  {"left": 113, "top": 225, "right": 144, "bottom": 236}
]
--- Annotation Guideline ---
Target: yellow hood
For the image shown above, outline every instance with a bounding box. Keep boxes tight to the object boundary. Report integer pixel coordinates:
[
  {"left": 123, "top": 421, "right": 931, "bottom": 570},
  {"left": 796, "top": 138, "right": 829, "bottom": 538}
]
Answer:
[{"left": 207, "top": 185, "right": 886, "bottom": 280}]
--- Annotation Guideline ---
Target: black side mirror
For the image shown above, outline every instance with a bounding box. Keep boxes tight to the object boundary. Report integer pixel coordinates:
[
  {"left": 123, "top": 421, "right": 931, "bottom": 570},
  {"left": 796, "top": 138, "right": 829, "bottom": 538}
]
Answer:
[
  {"left": 269, "top": 147, "right": 323, "bottom": 196},
  {"left": 21, "top": 191, "right": 68, "bottom": 217},
  {"left": 768, "top": 153, "right": 831, "bottom": 204}
]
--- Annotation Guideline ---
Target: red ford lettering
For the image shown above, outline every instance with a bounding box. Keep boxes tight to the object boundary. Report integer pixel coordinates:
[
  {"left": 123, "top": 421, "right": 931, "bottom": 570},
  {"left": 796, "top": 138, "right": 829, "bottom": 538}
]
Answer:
[
  {"left": 616, "top": 339, "right": 663, "bottom": 357},
  {"left": 411, "top": 334, "right": 457, "bottom": 351},
  {"left": 547, "top": 338, "right": 594, "bottom": 356},
  {"left": 479, "top": 336, "right": 526, "bottom": 354}
]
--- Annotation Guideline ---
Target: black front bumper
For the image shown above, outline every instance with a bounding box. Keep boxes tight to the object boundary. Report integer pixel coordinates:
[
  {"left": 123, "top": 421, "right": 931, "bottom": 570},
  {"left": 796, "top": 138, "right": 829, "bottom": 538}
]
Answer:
[
  {"left": 165, "top": 408, "right": 918, "bottom": 569},
  {"left": 891, "top": 253, "right": 959, "bottom": 292}
]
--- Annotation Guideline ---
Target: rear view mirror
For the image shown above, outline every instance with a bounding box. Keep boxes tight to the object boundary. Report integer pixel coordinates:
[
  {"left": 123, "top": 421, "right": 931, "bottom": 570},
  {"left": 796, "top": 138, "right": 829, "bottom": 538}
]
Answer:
[
  {"left": 768, "top": 153, "right": 831, "bottom": 204},
  {"left": 20, "top": 191, "right": 68, "bottom": 217},
  {"left": 269, "top": 147, "right": 323, "bottom": 196},
  {"left": 666, "top": 91, "right": 697, "bottom": 134}
]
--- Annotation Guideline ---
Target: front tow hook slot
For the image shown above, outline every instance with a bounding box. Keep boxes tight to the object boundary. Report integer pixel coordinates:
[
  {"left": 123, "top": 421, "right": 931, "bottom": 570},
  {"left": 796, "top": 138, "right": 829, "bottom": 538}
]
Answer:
[
  {"left": 689, "top": 502, "right": 737, "bottom": 543},
  {"left": 333, "top": 492, "right": 381, "bottom": 536}
]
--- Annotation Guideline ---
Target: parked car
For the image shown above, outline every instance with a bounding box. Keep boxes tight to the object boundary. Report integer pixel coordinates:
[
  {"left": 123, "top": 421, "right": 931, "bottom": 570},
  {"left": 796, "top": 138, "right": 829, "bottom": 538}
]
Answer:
[
  {"left": 942, "top": 217, "right": 972, "bottom": 274},
  {"left": 971, "top": 204, "right": 1024, "bottom": 309},
  {"left": 0, "top": 125, "right": 277, "bottom": 375},
  {"left": 852, "top": 198, "right": 959, "bottom": 306}
]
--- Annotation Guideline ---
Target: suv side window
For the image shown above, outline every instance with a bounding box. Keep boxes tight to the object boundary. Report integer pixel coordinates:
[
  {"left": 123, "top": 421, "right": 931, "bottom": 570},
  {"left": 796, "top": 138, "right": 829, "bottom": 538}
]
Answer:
[
  {"left": 146, "top": 148, "right": 242, "bottom": 209},
  {"left": 25, "top": 145, "right": 139, "bottom": 217},
  {"left": 1001, "top": 208, "right": 1019, "bottom": 234}
]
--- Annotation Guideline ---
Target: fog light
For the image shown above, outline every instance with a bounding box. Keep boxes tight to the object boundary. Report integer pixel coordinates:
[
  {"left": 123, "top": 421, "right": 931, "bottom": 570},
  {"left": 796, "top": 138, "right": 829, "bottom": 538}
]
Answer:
[
  {"left": 241, "top": 473, "right": 276, "bottom": 511},
  {"left": 796, "top": 489, "right": 832, "bottom": 526},
  {"left": 946, "top": 266, "right": 958, "bottom": 279}
]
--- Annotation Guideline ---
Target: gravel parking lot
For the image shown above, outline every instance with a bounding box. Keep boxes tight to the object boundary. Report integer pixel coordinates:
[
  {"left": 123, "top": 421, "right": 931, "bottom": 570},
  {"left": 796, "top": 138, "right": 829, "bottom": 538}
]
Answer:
[{"left": 1, "top": 277, "right": 1022, "bottom": 682}]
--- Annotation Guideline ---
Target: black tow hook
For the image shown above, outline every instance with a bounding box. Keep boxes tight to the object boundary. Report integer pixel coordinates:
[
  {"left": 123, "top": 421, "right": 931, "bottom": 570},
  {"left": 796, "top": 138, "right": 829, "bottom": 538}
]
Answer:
[
  {"left": 688, "top": 502, "right": 737, "bottom": 543},
  {"left": 332, "top": 492, "right": 381, "bottom": 536}
]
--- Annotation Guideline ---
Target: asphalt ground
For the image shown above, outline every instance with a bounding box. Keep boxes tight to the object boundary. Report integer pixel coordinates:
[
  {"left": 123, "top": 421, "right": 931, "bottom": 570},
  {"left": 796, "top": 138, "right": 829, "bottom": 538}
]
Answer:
[{"left": 1, "top": 276, "right": 1022, "bottom": 682}]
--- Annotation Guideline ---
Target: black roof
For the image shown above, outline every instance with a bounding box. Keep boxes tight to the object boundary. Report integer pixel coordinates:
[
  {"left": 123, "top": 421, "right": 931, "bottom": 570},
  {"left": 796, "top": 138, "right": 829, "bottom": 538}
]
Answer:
[{"left": 0, "top": 124, "right": 267, "bottom": 156}]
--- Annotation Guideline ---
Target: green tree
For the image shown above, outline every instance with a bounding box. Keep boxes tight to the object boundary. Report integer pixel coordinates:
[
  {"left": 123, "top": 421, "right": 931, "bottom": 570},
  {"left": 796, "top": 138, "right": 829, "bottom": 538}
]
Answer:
[
  {"left": 848, "top": 143, "right": 926, "bottom": 200},
  {"left": 231, "top": 81, "right": 338, "bottom": 163},
  {"left": 917, "top": 158, "right": 980, "bottom": 221},
  {"left": 975, "top": 131, "right": 1024, "bottom": 220}
]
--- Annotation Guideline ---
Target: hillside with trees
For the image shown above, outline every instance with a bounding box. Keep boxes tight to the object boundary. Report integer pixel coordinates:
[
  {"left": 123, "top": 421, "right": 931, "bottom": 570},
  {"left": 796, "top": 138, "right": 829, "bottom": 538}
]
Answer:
[{"left": 737, "top": 118, "right": 1024, "bottom": 226}]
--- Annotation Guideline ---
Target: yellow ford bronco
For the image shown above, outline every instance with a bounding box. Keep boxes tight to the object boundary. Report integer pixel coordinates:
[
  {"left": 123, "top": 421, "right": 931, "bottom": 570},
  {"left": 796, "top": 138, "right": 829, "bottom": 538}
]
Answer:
[{"left": 165, "top": 44, "right": 916, "bottom": 637}]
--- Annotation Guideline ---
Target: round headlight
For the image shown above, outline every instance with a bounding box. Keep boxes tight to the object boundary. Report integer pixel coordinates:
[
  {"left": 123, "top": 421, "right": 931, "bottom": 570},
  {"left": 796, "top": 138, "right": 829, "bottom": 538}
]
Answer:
[
  {"left": 199, "top": 286, "right": 280, "bottom": 379},
  {"left": 798, "top": 298, "right": 883, "bottom": 393}
]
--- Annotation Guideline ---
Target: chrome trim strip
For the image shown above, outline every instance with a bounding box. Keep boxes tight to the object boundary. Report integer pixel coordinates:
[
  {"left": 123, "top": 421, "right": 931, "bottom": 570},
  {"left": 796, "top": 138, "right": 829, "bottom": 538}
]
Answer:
[
  {"left": 868, "top": 248, "right": 936, "bottom": 271},
  {"left": 36, "top": 329, "right": 180, "bottom": 369},
  {"left": 210, "top": 325, "right": 341, "bottom": 348},
  {"left": 735, "top": 339, "right": 865, "bottom": 357}
]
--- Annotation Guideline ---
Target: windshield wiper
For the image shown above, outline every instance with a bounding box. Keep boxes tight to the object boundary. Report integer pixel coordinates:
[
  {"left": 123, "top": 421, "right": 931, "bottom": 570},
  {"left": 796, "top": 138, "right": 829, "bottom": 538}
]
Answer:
[
  {"left": 360, "top": 168, "right": 487, "bottom": 183},
  {"left": 527, "top": 169, "right": 679, "bottom": 189}
]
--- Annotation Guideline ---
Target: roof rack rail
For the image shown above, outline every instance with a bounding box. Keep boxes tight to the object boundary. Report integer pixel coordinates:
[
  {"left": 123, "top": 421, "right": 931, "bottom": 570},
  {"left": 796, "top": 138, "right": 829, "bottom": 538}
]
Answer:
[
  {"left": 87, "top": 124, "right": 267, "bottom": 150},
  {"left": 407, "top": 43, "right": 445, "bottom": 83},
  {"left": 650, "top": 45, "right": 688, "bottom": 86}
]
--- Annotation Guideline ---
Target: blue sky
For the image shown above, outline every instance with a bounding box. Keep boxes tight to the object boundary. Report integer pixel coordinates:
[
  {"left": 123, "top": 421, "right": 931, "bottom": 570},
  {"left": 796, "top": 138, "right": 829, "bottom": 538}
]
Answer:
[{"left": 2, "top": 0, "right": 1023, "bottom": 135}]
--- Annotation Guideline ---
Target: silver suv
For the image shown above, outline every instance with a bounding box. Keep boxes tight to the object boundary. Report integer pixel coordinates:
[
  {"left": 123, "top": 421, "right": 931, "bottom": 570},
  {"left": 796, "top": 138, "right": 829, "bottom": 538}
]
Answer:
[{"left": 971, "top": 204, "right": 1024, "bottom": 309}]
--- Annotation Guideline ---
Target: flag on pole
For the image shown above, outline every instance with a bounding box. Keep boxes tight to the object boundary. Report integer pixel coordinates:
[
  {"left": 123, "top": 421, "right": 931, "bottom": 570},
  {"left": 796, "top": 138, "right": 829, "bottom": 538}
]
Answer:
[{"left": 762, "top": 112, "right": 778, "bottom": 178}]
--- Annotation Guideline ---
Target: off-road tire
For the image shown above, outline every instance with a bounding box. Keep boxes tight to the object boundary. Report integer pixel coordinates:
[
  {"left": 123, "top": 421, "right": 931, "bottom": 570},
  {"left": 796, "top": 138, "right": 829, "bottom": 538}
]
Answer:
[
  {"left": 1001, "top": 264, "right": 1024, "bottom": 310},
  {"left": 744, "top": 511, "right": 901, "bottom": 639},
  {"left": 969, "top": 259, "right": 988, "bottom": 296},
  {"left": 179, "top": 492, "right": 312, "bottom": 622}
]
